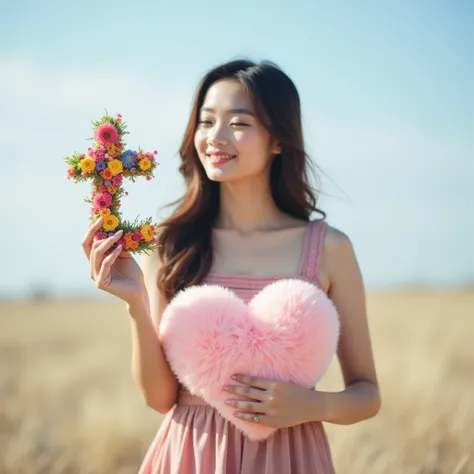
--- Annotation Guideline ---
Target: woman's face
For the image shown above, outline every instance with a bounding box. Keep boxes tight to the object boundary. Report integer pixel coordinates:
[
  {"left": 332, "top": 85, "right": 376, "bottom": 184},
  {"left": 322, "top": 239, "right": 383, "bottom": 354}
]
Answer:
[{"left": 194, "top": 79, "right": 280, "bottom": 183}]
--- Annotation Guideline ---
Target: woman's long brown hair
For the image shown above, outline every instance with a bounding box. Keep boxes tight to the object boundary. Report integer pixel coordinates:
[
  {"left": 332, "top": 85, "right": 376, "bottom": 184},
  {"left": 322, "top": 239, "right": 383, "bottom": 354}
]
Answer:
[{"left": 157, "top": 59, "right": 326, "bottom": 301}]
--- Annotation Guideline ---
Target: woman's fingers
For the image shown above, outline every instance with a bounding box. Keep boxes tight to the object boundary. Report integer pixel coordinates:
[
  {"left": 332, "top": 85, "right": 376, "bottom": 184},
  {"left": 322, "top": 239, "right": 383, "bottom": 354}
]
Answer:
[
  {"left": 226, "top": 399, "right": 268, "bottom": 414},
  {"left": 95, "top": 244, "right": 123, "bottom": 290},
  {"left": 90, "top": 230, "right": 123, "bottom": 280},
  {"left": 81, "top": 217, "right": 104, "bottom": 259}
]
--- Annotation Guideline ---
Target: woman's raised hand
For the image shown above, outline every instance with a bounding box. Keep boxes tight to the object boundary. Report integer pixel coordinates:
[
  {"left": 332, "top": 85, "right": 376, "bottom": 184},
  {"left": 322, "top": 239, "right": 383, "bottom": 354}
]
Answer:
[{"left": 81, "top": 217, "right": 146, "bottom": 305}]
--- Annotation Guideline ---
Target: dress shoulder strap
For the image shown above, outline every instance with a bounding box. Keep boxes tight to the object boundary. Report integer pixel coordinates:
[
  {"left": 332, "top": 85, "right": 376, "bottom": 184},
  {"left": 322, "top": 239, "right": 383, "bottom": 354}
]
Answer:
[{"left": 300, "top": 219, "right": 328, "bottom": 282}]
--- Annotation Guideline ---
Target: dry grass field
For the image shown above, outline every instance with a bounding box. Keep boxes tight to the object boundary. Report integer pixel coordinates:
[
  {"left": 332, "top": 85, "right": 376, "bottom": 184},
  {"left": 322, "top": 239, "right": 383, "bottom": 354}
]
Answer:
[{"left": 1, "top": 290, "right": 473, "bottom": 474}]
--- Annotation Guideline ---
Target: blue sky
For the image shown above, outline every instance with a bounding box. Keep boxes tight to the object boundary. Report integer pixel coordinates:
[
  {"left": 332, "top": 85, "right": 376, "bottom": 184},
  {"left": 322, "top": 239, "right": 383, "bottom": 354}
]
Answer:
[{"left": 1, "top": 0, "right": 473, "bottom": 297}]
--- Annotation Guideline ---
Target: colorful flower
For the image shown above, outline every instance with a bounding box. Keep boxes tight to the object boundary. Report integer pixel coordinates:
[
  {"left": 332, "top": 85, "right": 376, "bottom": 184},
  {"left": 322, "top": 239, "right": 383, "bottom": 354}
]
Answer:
[
  {"left": 138, "top": 158, "right": 151, "bottom": 171},
  {"left": 105, "top": 143, "right": 121, "bottom": 158},
  {"left": 92, "top": 192, "right": 113, "bottom": 209},
  {"left": 94, "top": 231, "right": 108, "bottom": 241},
  {"left": 112, "top": 175, "right": 123, "bottom": 186},
  {"left": 100, "top": 168, "right": 113, "bottom": 181},
  {"left": 89, "top": 147, "right": 105, "bottom": 162},
  {"left": 94, "top": 123, "right": 119, "bottom": 145},
  {"left": 98, "top": 208, "right": 111, "bottom": 218},
  {"left": 138, "top": 158, "right": 152, "bottom": 171},
  {"left": 124, "top": 232, "right": 139, "bottom": 250},
  {"left": 107, "top": 159, "right": 123, "bottom": 176},
  {"left": 121, "top": 150, "right": 136, "bottom": 168},
  {"left": 140, "top": 224, "right": 155, "bottom": 242},
  {"left": 66, "top": 112, "right": 160, "bottom": 254},
  {"left": 79, "top": 156, "right": 96, "bottom": 173},
  {"left": 102, "top": 214, "right": 119, "bottom": 232}
]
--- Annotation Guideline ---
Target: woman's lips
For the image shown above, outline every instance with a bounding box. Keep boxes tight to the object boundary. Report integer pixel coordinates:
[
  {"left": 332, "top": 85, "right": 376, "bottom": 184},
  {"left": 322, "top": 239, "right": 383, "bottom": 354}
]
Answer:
[{"left": 207, "top": 154, "right": 237, "bottom": 165}]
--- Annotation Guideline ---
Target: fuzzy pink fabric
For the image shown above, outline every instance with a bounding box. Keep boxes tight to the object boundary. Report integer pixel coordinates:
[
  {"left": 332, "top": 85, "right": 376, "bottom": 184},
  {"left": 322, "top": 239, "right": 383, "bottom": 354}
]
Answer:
[{"left": 159, "top": 279, "right": 340, "bottom": 441}]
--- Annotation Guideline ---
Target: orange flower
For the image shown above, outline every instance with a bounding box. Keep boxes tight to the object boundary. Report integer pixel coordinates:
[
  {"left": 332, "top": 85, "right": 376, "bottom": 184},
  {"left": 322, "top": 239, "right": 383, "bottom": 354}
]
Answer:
[
  {"left": 107, "top": 185, "right": 117, "bottom": 195},
  {"left": 101, "top": 168, "right": 113, "bottom": 180},
  {"left": 98, "top": 208, "right": 111, "bottom": 218},
  {"left": 105, "top": 143, "right": 121, "bottom": 158},
  {"left": 124, "top": 232, "right": 139, "bottom": 250}
]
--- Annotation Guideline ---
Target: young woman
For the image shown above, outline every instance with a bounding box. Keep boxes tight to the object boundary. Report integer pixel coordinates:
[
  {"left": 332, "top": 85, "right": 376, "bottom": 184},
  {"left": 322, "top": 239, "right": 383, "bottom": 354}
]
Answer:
[{"left": 82, "top": 59, "right": 380, "bottom": 473}]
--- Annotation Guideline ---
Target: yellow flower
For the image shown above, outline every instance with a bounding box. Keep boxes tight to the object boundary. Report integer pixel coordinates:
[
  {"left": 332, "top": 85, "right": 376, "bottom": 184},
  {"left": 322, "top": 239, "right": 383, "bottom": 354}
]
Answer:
[
  {"left": 138, "top": 158, "right": 151, "bottom": 171},
  {"left": 98, "top": 208, "right": 111, "bottom": 218},
  {"left": 79, "top": 156, "right": 95, "bottom": 173},
  {"left": 140, "top": 224, "right": 154, "bottom": 242},
  {"left": 107, "top": 185, "right": 117, "bottom": 195},
  {"left": 107, "top": 159, "right": 123, "bottom": 176},
  {"left": 102, "top": 215, "right": 119, "bottom": 232}
]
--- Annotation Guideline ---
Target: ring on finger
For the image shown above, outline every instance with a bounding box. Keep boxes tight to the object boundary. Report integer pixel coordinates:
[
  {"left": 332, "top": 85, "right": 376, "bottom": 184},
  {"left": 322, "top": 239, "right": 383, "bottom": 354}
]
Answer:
[{"left": 252, "top": 415, "right": 260, "bottom": 423}]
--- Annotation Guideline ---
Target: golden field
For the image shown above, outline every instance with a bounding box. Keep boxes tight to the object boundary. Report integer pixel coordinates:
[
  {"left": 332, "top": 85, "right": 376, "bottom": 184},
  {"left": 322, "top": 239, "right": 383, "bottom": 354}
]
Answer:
[{"left": 1, "top": 290, "right": 473, "bottom": 474}]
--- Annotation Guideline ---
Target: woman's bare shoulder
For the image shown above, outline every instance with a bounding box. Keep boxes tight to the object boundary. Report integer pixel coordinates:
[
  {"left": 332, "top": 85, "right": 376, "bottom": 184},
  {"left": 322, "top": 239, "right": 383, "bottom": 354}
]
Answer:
[
  {"left": 324, "top": 223, "right": 352, "bottom": 246},
  {"left": 317, "top": 223, "right": 358, "bottom": 293}
]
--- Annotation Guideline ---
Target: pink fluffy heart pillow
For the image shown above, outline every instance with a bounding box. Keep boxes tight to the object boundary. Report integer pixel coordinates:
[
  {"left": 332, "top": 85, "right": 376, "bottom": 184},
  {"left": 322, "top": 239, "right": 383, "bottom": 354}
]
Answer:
[{"left": 159, "top": 278, "right": 340, "bottom": 441}]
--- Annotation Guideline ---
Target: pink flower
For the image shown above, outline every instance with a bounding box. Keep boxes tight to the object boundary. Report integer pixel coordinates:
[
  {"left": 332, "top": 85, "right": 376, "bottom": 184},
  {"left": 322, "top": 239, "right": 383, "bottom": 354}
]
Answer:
[
  {"left": 112, "top": 175, "right": 123, "bottom": 186},
  {"left": 92, "top": 192, "right": 112, "bottom": 209},
  {"left": 116, "top": 113, "right": 122, "bottom": 119},
  {"left": 94, "top": 123, "right": 119, "bottom": 145},
  {"left": 93, "top": 150, "right": 105, "bottom": 162},
  {"left": 153, "top": 149, "right": 158, "bottom": 155},
  {"left": 133, "top": 230, "right": 144, "bottom": 241},
  {"left": 94, "top": 231, "right": 108, "bottom": 241}
]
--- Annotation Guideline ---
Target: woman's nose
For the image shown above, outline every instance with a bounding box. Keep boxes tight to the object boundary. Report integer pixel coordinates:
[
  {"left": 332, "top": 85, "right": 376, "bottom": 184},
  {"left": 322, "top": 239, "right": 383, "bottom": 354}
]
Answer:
[{"left": 207, "top": 123, "right": 229, "bottom": 146}]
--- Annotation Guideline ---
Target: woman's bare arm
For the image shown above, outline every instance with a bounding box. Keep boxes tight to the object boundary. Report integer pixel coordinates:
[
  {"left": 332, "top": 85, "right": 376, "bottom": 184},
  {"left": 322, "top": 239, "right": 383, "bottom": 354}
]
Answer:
[
  {"left": 128, "top": 251, "right": 178, "bottom": 414},
  {"left": 314, "top": 226, "right": 381, "bottom": 425}
]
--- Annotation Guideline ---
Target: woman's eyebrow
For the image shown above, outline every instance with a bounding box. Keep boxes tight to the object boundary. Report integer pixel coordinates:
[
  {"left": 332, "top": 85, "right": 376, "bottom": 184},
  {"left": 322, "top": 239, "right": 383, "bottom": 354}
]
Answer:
[{"left": 200, "top": 107, "right": 255, "bottom": 117}]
